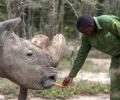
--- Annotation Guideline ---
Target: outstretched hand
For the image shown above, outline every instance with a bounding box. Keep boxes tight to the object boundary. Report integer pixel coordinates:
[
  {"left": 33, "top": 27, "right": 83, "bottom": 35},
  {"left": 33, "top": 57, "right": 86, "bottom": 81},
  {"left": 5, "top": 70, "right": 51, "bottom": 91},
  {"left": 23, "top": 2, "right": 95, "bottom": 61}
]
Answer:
[
  {"left": 54, "top": 76, "right": 73, "bottom": 88},
  {"left": 62, "top": 76, "right": 73, "bottom": 86}
]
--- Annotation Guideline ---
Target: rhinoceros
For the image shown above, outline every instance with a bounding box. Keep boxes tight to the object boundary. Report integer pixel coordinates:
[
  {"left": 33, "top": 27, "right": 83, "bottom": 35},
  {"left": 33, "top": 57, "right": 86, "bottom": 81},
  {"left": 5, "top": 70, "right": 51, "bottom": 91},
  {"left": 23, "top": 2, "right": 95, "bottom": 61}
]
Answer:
[
  {"left": 0, "top": 17, "right": 66, "bottom": 100},
  {"left": 31, "top": 34, "right": 49, "bottom": 49}
]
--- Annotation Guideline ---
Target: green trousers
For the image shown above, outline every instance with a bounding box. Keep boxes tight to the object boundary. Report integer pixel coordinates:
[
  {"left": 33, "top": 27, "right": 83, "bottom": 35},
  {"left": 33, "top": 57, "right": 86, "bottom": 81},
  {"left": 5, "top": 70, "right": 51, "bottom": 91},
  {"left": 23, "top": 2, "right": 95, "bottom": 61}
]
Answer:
[{"left": 110, "top": 56, "right": 120, "bottom": 100}]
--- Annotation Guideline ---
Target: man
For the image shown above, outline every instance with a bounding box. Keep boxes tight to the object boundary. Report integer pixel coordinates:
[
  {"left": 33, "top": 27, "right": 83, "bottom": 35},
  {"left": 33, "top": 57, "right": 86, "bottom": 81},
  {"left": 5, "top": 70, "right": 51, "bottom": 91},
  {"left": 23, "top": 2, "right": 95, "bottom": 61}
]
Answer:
[{"left": 63, "top": 15, "right": 120, "bottom": 100}]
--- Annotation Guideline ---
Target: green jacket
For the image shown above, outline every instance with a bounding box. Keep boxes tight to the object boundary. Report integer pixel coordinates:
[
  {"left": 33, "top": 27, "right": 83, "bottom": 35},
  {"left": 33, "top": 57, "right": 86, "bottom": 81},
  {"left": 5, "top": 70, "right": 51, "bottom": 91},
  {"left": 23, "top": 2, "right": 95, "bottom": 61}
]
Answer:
[{"left": 70, "top": 15, "right": 120, "bottom": 77}]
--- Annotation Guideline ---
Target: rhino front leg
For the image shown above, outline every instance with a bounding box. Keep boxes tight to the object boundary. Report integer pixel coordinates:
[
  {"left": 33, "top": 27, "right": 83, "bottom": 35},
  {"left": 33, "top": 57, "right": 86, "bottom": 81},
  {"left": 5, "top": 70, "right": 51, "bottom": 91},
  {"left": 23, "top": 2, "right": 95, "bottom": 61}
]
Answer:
[{"left": 18, "top": 87, "right": 28, "bottom": 100}]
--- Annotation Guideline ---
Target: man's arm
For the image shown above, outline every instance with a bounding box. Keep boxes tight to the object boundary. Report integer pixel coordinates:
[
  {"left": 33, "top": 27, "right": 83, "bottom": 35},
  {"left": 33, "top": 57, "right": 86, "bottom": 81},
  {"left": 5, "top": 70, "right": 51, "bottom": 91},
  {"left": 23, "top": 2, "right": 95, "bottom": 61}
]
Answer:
[{"left": 69, "top": 36, "right": 91, "bottom": 77}]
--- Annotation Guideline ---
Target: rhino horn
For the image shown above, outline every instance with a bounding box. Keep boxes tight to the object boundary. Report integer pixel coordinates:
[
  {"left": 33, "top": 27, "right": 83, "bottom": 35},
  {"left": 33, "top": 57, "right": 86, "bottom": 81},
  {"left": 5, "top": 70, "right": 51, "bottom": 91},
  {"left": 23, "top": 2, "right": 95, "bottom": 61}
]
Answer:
[
  {"left": 0, "top": 17, "right": 21, "bottom": 32},
  {"left": 48, "top": 34, "right": 66, "bottom": 65}
]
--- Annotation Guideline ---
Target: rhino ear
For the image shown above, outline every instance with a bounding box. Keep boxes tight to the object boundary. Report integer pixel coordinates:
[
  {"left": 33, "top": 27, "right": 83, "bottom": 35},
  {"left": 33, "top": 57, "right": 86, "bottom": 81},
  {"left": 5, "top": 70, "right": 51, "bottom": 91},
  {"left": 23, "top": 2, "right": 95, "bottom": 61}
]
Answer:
[{"left": 0, "top": 17, "right": 21, "bottom": 32}]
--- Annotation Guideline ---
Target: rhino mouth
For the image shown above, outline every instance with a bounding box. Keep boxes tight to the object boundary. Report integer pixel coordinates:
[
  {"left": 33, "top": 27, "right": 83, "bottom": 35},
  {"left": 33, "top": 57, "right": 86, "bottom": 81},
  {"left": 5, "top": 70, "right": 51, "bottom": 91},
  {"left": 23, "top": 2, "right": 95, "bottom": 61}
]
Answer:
[{"left": 41, "top": 75, "right": 56, "bottom": 89}]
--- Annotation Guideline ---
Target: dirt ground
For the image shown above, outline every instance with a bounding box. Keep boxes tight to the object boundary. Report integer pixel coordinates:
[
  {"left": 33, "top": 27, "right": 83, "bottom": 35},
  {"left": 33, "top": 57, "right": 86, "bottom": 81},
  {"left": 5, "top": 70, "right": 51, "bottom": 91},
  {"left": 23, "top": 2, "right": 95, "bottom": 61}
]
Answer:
[
  {"left": 58, "top": 58, "right": 110, "bottom": 84},
  {"left": 57, "top": 58, "right": 110, "bottom": 100},
  {"left": 8, "top": 94, "right": 109, "bottom": 100},
  {"left": 68, "top": 94, "right": 109, "bottom": 100}
]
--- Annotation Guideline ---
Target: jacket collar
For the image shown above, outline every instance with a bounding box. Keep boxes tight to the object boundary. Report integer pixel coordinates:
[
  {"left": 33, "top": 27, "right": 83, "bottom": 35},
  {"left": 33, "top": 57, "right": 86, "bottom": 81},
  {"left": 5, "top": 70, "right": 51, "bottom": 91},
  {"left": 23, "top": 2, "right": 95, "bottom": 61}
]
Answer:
[{"left": 93, "top": 17, "right": 102, "bottom": 29}]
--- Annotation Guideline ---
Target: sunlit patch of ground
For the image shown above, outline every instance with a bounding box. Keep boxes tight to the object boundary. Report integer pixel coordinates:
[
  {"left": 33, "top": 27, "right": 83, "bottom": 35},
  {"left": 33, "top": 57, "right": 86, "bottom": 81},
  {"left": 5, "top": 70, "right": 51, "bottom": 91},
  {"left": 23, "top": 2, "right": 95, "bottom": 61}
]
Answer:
[
  {"left": 68, "top": 94, "right": 109, "bottom": 100},
  {"left": 58, "top": 70, "right": 110, "bottom": 84},
  {"left": 58, "top": 58, "right": 110, "bottom": 84},
  {"left": 57, "top": 58, "right": 110, "bottom": 100},
  {"left": 8, "top": 94, "right": 110, "bottom": 100}
]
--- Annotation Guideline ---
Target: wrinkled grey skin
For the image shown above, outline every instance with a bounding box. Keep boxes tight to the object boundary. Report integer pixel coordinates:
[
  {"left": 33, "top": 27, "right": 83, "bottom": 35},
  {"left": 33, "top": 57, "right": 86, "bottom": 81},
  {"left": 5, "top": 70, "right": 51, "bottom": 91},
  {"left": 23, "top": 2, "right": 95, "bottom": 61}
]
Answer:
[{"left": 0, "top": 18, "right": 66, "bottom": 100}]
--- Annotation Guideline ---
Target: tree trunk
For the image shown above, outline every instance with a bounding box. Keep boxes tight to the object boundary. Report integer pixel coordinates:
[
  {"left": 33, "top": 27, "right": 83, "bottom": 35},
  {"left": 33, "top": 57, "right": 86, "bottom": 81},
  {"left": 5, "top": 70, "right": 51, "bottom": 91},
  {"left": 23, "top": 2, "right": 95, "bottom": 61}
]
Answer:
[
  {"left": 95, "top": 0, "right": 105, "bottom": 16},
  {"left": 58, "top": 0, "right": 64, "bottom": 33},
  {"left": 109, "top": 0, "right": 120, "bottom": 16},
  {"left": 6, "top": 0, "right": 26, "bottom": 38},
  {"left": 48, "top": 0, "right": 58, "bottom": 39},
  {"left": 81, "top": 1, "right": 95, "bottom": 16}
]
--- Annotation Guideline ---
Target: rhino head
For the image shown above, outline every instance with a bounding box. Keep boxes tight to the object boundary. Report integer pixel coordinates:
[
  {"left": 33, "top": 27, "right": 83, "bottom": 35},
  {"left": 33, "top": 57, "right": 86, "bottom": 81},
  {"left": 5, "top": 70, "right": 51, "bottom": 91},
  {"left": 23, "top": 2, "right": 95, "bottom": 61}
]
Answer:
[{"left": 0, "top": 18, "right": 66, "bottom": 99}]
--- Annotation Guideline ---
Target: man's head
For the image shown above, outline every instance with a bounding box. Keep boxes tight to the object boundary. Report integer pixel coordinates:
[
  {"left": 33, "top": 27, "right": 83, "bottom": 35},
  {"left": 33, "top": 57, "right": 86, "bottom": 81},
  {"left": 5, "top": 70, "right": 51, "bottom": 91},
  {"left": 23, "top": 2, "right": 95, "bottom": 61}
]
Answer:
[{"left": 76, "top": 15, "right": 95, "bottom": 37}]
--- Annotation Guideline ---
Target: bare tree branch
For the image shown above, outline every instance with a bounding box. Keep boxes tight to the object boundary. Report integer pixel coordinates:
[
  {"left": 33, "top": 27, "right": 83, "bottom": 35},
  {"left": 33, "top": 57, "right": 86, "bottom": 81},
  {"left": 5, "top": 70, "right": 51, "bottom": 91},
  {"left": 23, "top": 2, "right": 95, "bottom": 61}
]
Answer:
[{"left": 65, "top": 0, "right": 78, "bottom": 18}]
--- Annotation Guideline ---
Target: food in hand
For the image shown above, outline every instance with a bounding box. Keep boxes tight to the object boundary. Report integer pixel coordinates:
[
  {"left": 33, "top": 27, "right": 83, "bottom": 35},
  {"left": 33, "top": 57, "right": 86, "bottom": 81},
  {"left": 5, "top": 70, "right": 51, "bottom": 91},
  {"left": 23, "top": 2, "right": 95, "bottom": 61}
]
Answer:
[{"left": 54, "top": 83, "right": 64, "bottom": 88}]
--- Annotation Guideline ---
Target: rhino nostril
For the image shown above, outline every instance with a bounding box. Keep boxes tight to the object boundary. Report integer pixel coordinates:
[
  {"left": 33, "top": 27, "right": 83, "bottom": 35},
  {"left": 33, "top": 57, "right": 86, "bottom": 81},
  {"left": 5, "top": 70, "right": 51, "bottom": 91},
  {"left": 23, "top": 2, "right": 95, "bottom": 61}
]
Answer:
[
  {"left": 26, "top": 50, "right": 33, "bottom": 57},
  {"left": 49, "top": 76, "right": 56, "bottom": 80}
]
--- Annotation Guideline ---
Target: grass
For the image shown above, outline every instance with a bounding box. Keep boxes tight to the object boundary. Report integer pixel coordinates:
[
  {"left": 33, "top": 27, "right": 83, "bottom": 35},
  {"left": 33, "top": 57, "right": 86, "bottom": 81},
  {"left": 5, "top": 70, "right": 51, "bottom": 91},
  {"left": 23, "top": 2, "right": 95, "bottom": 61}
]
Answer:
[
  {"left": 0, "top": 79, "right": 18, "bottom": 99},
  {"left": 0, "top": 78, "right": 109, "bottom": 99},
  {"left": 31, "top": 80, "right": 109, "bottom": 99}
]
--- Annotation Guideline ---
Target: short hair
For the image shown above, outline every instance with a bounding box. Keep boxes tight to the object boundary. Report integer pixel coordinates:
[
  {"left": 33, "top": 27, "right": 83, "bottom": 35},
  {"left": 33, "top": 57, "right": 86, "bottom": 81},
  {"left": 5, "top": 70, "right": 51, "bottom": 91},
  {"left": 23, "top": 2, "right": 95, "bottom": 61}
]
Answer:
[{"left": 76, "top": 15, "right": 94, "bottom": 30}]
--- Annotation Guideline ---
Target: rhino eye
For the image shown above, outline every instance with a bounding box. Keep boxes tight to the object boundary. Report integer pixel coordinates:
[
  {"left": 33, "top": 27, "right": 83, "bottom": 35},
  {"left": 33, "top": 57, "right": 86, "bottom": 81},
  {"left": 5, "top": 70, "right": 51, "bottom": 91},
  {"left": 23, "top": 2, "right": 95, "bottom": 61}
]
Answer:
[{"left": 26, "top": 50, "right": 33, "bottom": 57}]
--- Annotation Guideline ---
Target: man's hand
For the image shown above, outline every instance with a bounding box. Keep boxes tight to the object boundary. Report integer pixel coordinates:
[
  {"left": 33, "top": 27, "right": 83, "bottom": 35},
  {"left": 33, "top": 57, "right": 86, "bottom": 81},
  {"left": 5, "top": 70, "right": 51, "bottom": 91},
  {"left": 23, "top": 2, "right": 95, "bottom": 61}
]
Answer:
[{"left": 63, "top": 76, "right": 73, "bottom": 86}]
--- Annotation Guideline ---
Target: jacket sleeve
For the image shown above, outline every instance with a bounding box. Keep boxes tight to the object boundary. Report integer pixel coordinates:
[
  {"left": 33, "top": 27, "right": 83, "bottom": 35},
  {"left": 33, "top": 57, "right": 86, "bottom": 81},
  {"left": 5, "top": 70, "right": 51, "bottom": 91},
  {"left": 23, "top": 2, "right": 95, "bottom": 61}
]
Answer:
[{"left": 69, "top": 36, "right": 91, "bottom": 77}]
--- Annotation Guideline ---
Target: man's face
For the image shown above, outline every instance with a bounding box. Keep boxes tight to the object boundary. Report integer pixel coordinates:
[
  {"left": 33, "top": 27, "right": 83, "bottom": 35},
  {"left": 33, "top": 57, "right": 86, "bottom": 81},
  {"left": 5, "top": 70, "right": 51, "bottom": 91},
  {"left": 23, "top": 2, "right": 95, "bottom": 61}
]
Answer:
[{"left": 79, "top": 25, "right": 95, "bottom": 37}]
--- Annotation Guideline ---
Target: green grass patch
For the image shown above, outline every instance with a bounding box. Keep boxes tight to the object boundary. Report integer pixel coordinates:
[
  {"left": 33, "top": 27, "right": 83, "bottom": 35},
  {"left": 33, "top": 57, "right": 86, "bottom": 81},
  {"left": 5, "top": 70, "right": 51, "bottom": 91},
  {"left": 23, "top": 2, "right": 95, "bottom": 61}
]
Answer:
[
  {"left": 31, "top": 80, "right": 109, "bottom": 99},
  {"left": 0, "top": 79, "right": 18, "bottom": 98},
  {"left": 0, "top": 78, "right": 109, "bottom": 99}
]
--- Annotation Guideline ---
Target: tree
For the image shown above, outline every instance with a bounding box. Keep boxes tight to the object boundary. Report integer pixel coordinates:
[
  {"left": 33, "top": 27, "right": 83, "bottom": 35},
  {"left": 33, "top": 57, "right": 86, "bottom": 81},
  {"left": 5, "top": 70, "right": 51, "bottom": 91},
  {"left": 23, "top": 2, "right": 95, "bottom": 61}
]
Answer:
[
  {"left": 6, "top": 0, "right": 26, "bottom": 38},
  {"left": 47, "top": 0, "right": 58, "bottom": 39},
  {"left": 58, "top": 0, "right": 64, "bottom": 33},
  {"left": 95, "top": 0, "right": 105, "bottom": 16},
  {"left": 81, "top": 1, "right": 95, "bottom": 16},
  {"left": 0, "top": 1, "right": 7, "bottom": 20},
  {"left": 109, "top": 0, "right": 120, "bottom": 16}
]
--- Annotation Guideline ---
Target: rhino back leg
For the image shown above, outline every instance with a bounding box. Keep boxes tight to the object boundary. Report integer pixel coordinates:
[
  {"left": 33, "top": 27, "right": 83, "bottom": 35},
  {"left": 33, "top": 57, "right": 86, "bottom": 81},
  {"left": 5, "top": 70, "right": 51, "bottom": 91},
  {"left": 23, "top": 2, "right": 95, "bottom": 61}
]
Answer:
[{"left": 18, "top": 87, "right": 28, "bottom": 100}]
